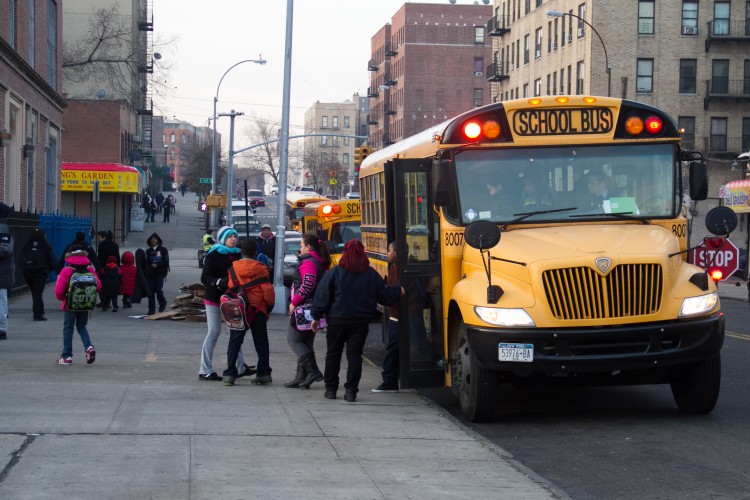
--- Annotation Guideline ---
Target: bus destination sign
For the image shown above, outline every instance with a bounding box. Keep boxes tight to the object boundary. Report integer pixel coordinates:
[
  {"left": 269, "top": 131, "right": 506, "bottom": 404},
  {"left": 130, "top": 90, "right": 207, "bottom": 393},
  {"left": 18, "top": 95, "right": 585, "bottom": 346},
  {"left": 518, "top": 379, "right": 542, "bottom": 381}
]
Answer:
[{"left": 512, "top": 107, "right": 613, "bottom": 136}]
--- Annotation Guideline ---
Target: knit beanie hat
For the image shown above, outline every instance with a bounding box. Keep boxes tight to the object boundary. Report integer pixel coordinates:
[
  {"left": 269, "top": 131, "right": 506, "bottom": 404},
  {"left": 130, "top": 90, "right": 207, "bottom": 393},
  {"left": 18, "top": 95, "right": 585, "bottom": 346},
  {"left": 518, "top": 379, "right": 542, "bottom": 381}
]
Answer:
[
  {"left": 107, "top": 256, "right": 117, "bottom": 264},
  {"left": 217, "top": 226, "right": 238, "bottom": 245}
]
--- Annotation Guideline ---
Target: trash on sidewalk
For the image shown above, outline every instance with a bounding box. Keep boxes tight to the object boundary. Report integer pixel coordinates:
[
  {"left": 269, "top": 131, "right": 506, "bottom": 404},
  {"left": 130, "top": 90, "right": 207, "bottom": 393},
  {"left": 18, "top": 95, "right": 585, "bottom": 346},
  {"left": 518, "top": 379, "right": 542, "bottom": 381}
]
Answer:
[{"left": 144, "top": 283, "right": 207, "bottom": 321}]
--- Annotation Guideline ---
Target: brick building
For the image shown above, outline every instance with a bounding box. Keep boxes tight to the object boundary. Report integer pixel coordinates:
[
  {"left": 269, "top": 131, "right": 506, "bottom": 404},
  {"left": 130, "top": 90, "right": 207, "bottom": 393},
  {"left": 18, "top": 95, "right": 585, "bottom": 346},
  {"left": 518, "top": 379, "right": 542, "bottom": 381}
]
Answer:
[
  {"left": 0, "top": 0, "right": 65, "bottom": 213},
  {"left": 162, "top": 119, "right": 214, "bottom": 187},
  {"left": 368, "top": 2, "right": 493, "bottom": 148}
]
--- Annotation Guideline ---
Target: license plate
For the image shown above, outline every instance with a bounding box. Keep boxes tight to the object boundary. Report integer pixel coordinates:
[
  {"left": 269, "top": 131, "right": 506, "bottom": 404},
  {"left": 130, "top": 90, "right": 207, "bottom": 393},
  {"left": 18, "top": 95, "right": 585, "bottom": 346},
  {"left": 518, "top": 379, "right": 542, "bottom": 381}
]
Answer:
[{"left": 498, "top": 343, "right": 534, "bottom": 362}]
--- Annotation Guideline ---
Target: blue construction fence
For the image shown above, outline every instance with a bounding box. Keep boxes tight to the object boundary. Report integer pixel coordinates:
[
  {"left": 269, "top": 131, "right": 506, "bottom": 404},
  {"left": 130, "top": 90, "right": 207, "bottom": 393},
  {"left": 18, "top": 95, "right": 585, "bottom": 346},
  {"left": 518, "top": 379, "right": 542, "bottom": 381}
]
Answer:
[{"left": 6, "top": 210, "right": 92, "bottom": 296}]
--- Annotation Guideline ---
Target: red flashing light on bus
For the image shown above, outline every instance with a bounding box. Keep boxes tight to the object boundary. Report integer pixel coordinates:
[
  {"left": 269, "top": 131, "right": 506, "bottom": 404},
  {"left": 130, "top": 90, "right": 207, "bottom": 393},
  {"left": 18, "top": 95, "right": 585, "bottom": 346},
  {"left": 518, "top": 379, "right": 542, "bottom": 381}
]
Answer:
[
  {"left": 463, "top": 122, "right": 481, "bottom": 139},
  {"left": 645, "top": 116, "right": 664, "bottom": 135},
  {"left": 709, "top": 269, "right": 723, "bottom": 282}
]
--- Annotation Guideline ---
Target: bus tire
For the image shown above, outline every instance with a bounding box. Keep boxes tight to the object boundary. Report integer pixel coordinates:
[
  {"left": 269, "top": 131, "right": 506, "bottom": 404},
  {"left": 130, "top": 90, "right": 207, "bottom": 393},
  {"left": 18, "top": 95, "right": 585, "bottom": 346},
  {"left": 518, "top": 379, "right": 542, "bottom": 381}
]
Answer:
[
  {"left": 669, "top": 354, "right": 721, "bottom": 414},
  {"left": 453, "top": 321, "right": 499, "bottom": 422}
]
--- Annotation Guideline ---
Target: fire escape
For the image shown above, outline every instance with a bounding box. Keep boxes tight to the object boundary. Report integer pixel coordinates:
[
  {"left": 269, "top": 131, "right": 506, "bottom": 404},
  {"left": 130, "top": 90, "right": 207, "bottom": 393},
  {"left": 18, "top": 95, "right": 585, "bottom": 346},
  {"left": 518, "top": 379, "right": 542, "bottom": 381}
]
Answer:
[{"left": 137, "top": 0, "right": 154, "bottom": 162}]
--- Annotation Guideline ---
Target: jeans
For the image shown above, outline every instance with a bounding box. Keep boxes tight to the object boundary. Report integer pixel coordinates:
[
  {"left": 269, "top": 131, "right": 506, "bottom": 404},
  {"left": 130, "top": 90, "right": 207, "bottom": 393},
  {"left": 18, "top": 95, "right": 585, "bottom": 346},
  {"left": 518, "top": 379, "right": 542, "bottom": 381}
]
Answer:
[
  {"left": 324, "top": 320, "right": 369, "bottom": 393},
  {"left": 23, "top": 272, "right": 47, "bottom": 318},
  {"left": 381, "top": 318, "right": 400, "bottom": 384},
  {"left": 286, "top": 322, "right": 317, "bottom": 358},
  {"left": 224, "top": 314, "right": 271, "bottom": 377},
  {"left": 62, "top": 310, "right": 92, "bottom": 358},
  {"left": 147, "top": 274, "right": 167, "bottom": 314},
  {"left": 200, "top": 304, "right": 245, "bottom": 375},
  {"left": 0, "top": 289, "right": 7, "bottom": 332}
]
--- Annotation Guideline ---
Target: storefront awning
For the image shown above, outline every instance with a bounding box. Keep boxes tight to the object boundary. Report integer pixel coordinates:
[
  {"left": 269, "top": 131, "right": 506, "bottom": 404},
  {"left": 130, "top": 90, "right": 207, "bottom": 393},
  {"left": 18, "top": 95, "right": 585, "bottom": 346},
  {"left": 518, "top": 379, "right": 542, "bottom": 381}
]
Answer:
[
  {"left": 61, "top": 163, "right": 142, "bottom": 194},
  {"left": 720, "top": 180, "right": 750, "bottom": 213}
]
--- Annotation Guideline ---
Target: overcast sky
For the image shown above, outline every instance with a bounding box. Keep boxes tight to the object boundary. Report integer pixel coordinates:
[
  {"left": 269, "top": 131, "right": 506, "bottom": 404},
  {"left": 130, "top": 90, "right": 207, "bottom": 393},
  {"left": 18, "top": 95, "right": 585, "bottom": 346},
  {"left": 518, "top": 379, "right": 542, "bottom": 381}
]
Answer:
[{"left": 152, "top": 0, "right": 465, "bottom": 145}]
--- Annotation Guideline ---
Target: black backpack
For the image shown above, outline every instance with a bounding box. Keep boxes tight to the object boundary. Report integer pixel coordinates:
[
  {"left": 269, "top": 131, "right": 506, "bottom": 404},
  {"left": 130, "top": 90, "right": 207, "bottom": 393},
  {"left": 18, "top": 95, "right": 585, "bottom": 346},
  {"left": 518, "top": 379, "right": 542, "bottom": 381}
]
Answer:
[{"left": 21, "top": 247, "right": 47, "bottom": 272}]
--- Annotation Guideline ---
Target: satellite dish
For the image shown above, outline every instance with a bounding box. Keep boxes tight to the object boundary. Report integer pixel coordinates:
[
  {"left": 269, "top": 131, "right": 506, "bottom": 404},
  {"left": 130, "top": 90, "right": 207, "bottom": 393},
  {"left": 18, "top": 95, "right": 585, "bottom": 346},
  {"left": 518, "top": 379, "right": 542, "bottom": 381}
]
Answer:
[{"left": 96, "top": 89, "right": 106, "bottom": 99}]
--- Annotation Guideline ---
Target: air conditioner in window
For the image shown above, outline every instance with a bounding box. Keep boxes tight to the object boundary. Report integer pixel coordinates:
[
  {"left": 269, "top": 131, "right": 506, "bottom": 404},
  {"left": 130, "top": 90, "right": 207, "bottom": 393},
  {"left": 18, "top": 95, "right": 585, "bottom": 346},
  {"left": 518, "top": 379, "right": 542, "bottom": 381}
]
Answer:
[
  {"left": 474, "top": 71, "right": 483, "bottom": 76},
  {"left": 535, "top": 50, "right": 541, "bottom": 58},
  {"left": 682, "top": 26, "right": 698, "bottom": 35},
  {"left": 552, "top": 42, "right": 558, "bottom": 50},
  {"left": 509, "top": 63, "right": 515, "bottom": 70},
  {"left": 577, "top": 28, "right": 585, "bottom": 37},
  {"left": 567, "top": 34, "right": 573, "bottom": 43}
]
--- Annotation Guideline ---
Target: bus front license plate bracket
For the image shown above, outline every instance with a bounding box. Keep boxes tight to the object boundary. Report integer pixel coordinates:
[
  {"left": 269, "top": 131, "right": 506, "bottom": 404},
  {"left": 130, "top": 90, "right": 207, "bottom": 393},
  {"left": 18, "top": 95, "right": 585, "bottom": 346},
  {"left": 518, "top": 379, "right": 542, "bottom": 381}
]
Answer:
[{"left": 498, "top": 343, "right": 534, "bottom": 362}]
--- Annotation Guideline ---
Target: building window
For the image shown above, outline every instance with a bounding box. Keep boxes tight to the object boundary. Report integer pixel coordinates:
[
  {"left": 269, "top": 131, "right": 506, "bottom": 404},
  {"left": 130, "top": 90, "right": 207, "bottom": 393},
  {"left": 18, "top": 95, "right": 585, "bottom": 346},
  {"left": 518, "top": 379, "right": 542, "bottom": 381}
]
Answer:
[
  {"left": 535, "top": 28, "right": 542, "bottom": 58},
  {"left": 710, "top": 117, "right": 728, "bottom": 152},
  {"left": 523, "top": 34, "right": 530, "bottom": 65},
  {"left": 638, "top": 0, "right": 655, "bottom": 34},
  {"left": 576, "top": 4, "right": 586, "bottom": 36},
  {"left": 523, "top": 83, "right": 529, "bottom": 98},
  {"left": 679, "top": 59, "right": 697, "bottom": 93},
  {"left": 567, "top": 64, "right": 572, "bottom": 94},
  {"left": 344, "top": 116, "right": 350, "bottom": 128},
  {"left": 576, "top": 60, "right": 585, "bottom": 94},
  {"left": 681, "top": 2, "right": 698, "bottom": 33},
  {"left": 28, "top": 0, "right": 34, "bottom": 66},
  {"left": 745, "top": 59, "right": 750, "bottom": 94},
  {"left": 170, "top": 132, "right": 175, "bottom": 144},
  {"left": 636, "top": 58, "right": 654, "bottom": 93},
  {"left": 474, "top": 57, "right": 484, "bottom": 76},
  {"left": 548, "top": 21, "right": 553, "bottom": 52},
  {"left": 47, "top": 0, "right": 57, "bottom": 87},
  {"left": 742, "top": 117, "right": 750, "bottom": 152},
  {"left": 713, "top": 2, "right": 730, "bottom": 36},
  {"left": 321, "top": 135, "right": 329, "bottom": 146},
  {"left": 181, "top": 134, "right": 187, "bottom": 144},
  {"left": 343, "top": 153, "right": 350, "bottom": 165},
  {"left": 322, "top": 116, "right": 328, "bottom": 128},
  {"left": 170, "top": 150, "right": 175, "bottom": 160},
  {"left": 534, "top": 79, "right": 542, "bottom": 96},
  {"left": 473, "top": 88, "right": 483, "bottom": 107},
  {"left": 525, "top": 0, "right": 531, "bottom": 15},
  {"left": 475, "top": 26, "right": 485, "bottom": 44},
  {"left": 560, "top": 67, "right": 565, "bottom": 94},
  {"left": 678, "top": 116, "right": 695, "bottom": 149},
  {"left": 332, "top": 116, "right": 338, "bottom": 128},
  {"left": 711, "top": 59, "right": 729, "bottom": 94}
]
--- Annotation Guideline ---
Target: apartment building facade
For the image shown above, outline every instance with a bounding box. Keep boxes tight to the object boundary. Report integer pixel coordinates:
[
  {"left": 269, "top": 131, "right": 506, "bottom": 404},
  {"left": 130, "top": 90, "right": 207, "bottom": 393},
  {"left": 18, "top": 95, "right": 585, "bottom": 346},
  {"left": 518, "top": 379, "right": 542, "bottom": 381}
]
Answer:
[
  {"left": 368, "top": 2, "right": 492, "bottom": 148},
  {"left": 486, "top": 0, "right": 749, "bottom": 159},
  {"left": 1, "top": 0, "right": 65, "bottom": 213},
  {"left": 163, "top": 119, "right": 213, "bottom": 187}
]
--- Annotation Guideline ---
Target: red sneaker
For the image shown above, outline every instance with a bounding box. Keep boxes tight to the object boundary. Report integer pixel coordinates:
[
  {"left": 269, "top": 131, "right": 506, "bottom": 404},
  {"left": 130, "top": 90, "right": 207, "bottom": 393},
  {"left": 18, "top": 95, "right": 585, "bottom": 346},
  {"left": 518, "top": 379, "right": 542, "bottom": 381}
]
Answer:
[
  {"left": 57, "top": 357, "right": 73, "bottom": 365},
  {"left": 85, "top": 346, "right": 96, "bottom": 364}
]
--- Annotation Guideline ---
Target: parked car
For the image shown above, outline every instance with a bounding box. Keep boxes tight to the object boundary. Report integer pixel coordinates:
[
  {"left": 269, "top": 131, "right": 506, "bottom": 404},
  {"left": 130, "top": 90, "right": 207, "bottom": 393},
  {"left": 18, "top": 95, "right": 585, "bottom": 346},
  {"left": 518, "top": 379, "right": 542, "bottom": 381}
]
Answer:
[
  {"left": 281, "top": 231, "right": 303, "bottom": 286},
  {"left": 269, "top": 183, "right": 293, "bottom": 195},
  {"left": 294, "top": 186, "right": 316, "bottom": 192},
  {"left": 232, "top": 220, "right": 262, "bottom": 243},
  {"left": 345, "top": 191, "right": 360, "bottom": 199},
  {"left": 246, "top": 189, "right": 266, "bottom": 208}
]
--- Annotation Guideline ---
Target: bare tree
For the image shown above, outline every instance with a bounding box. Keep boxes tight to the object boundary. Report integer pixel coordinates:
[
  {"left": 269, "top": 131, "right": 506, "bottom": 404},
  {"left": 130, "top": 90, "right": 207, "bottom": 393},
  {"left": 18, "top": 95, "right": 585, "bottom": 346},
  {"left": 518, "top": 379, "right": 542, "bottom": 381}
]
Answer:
[
  {"left": 302, "top": 146, "right": 345, "bottom": 195},
  {"left": 63, "top": 5, "right": 174, "bottom": 100},
  {"left": 237, "top": 115, "right": 305, "bottom": 188},
  {"left": 180, "top": 142, "right": 225, "bottom": 196}
]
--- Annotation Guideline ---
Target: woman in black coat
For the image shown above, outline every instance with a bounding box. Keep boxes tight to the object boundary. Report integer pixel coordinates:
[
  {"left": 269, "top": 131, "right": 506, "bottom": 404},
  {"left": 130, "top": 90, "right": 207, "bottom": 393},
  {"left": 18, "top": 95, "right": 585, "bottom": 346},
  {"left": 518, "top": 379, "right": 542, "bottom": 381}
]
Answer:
[{"left": 20, "top": 229, "right": 58, "bottom": 321}]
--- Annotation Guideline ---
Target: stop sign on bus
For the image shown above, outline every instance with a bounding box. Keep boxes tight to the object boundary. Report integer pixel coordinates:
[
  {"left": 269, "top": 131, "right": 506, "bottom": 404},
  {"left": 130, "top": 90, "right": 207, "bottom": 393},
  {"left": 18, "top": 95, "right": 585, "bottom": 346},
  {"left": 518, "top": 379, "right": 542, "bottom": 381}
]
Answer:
[{"left": 690, "top": 238, "right": 740, "bottom": 281}]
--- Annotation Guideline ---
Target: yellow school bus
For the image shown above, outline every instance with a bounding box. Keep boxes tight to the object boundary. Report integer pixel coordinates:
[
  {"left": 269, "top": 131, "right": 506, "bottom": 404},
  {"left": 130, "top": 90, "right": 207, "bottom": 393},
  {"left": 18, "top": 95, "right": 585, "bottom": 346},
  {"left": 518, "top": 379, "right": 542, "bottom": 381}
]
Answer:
[
  {"left": 285, "top": 192, "right": 328, "bottom": 232},
  {"left": 359, "top": 96, "right": 731, "bottom": 422},
  {"left": 303, "top": 199, "right": 361, "bottom": 265}
]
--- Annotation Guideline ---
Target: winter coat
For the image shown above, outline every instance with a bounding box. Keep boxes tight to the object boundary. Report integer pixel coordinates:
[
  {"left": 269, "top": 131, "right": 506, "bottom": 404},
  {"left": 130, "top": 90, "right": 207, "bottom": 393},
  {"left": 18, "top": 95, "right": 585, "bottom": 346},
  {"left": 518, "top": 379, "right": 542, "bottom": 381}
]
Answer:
[
  {"left": 57, "top": 240, "right": 100, "bottom": 273},
  {"left": 228, "top": 258, "right": 275, "bottom": 316},
  {"left": 130, "top": 249, "right": 151, "bottom": 304},
  {"left": 20, "top": 240, "right": 57, "bottom": 281},
  {"left": 119, "top": 252, "right": 137, "bottom": 296},
  {"left": 97, "top": 238, "right": 120, "bottom": 268},
  {"left": 311, "top": 265, "right": 400, "bottom": 323},
  {"left": 290, "top": 251, "right": 325, "bottom": 308},
  {"left": 201, "top": 249, "right": 240, "bottom": 304},
  {"left": 0, "top": 227, "right": 14, "bottom": 290},
  {"left": 255, "top": 235, "right": 276, "bottom": 262},
  {"left": 100, "top": 263, "right": 121, "bottom": 296},
  {"left": 144, "top": 233, "right": 169, "bottom": 277},
  {"left": 54, "top": 254, "right": 102, "bottom": 310}
]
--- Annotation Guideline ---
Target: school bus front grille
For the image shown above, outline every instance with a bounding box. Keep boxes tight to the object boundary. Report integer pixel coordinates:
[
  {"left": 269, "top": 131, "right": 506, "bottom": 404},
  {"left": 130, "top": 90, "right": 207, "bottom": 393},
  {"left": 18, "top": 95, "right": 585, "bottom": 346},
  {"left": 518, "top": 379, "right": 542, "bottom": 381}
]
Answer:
[{"left": 542, "top": 264, "right": 663, "bottom": 320}]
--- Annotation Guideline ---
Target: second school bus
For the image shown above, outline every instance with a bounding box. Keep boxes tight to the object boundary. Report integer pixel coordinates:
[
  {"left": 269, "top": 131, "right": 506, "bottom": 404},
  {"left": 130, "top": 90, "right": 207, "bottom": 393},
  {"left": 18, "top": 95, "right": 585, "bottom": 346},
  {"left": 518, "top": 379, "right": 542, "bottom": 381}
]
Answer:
[
  {"left": 303, "top": 199, "right": 361, "bottom": 265},
  {"left": 359, "top": 96, "right": 733, "bottom": 422}
]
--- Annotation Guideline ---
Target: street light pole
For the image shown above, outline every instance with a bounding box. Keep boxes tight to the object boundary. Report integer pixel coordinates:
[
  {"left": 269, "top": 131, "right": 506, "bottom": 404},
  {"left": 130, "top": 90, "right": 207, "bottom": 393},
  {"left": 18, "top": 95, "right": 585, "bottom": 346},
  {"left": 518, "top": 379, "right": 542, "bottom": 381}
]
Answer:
[
  {"left": 546, "top": 10, "right": 610, "bottom": 97},
  {"left": 210, "top": 57, "right": 266, "bottom": 225},
  {"left": 221, "top": 109, "right": 244, "bottom": 226}
]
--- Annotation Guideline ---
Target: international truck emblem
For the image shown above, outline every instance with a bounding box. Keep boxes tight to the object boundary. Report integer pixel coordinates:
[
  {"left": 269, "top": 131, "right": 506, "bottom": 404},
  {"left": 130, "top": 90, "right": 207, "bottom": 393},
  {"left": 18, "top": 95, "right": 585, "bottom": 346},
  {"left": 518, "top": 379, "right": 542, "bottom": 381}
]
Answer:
[{"left": 595, "top": 257, "right": 611, "bottom": 275}]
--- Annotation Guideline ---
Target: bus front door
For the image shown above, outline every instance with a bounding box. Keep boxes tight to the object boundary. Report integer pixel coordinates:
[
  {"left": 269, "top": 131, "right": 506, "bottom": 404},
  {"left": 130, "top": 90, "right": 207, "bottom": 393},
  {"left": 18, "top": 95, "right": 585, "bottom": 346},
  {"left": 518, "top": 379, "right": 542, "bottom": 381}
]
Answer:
[{"left": 388, "top": 159, "right": 444, "bottom": 389}]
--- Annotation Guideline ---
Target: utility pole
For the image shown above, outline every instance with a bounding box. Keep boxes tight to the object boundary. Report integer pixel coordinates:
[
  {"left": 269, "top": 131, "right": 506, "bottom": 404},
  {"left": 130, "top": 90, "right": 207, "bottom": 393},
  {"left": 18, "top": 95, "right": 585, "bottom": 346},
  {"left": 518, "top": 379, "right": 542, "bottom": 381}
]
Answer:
[{"left": 221, "top": 109, "right": 244, "bottom": 227}]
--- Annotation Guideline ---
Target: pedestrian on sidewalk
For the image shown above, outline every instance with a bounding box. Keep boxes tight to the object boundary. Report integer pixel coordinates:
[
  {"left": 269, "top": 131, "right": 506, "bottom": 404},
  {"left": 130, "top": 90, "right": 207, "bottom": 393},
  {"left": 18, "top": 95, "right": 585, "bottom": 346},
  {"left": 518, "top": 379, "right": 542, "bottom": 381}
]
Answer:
[
  {"left": 54, "top": 246, "right": 101, "bottom": 365},
  {"left": 223, "top": 239, "right": 275, "bottom": 386},
  {"left": 100, "top": 256, "right": 121, "bottom": 312},
  {"left": 155, "top": 192, "right": 164, "bottom": 214},
  {"left": 311, "top": 240, "right": 403, "bottom": 402},
  {"left": 284, "top": 234, "right": 330, "bottom": 389},
  {"left": 162, "top": 196, "right": 172, "bottom": 223},
  {"left": 0, "top": 203, "right": 14, "bottom": 340},
  {"left": 198, "top": 226, "right": 254, "bottom": 381},
  {"left": 96, "top": 230, "right": 120, "bottom": 309},
  {"left": 57, "top": 232, "right": 100, "bottom": 274},
  {"left": 119, "top": 251, "right": 136, "bottom": 309},
  {"left": 131, "top": 249, "right": 151, "bottom": 305},
  {"left": 19, "top": 229, "right": 58, "bottom": 322},
  {"left": 144, "top": 233, "right": 169, "bottom": 315},
  {"left": 373, "top": 241, "right": 401, "bottom": 393}
]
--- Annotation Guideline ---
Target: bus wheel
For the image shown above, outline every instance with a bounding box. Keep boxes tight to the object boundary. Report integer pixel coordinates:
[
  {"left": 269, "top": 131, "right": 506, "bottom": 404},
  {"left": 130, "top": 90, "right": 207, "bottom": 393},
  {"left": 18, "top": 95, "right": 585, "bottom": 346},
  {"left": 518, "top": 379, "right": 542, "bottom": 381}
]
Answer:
[
  {"left": 669, "top": 354, "right": 721, "bottom": 414},
  {"left": 453, "top": 322, "right": 499, "bottom": 422}
]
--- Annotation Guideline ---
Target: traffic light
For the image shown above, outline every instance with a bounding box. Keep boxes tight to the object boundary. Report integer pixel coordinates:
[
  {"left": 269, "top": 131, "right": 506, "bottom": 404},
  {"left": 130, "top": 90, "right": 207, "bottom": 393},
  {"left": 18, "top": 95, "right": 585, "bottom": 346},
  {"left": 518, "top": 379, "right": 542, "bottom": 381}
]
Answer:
[
  {"left": 199, "top": 202, "right": 208, "bottom": 212},
  {"left": 353, "top": 145, "right": 377, "bottom": 175}
]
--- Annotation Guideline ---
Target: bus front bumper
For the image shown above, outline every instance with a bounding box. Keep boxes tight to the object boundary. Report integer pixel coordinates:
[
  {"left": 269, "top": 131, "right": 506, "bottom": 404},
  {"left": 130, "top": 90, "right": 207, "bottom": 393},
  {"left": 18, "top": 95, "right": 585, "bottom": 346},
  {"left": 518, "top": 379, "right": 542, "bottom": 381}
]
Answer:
[{"left": 466, "top": 313, "right": 724, "bottom": 374}]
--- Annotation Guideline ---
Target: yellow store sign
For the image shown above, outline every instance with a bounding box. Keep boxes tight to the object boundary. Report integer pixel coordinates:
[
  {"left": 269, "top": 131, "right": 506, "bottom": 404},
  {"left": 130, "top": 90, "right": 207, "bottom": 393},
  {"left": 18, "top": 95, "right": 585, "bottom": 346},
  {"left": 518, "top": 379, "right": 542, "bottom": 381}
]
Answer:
[{"left": 61, "top": 168, "right": 140, "bottom": 194}]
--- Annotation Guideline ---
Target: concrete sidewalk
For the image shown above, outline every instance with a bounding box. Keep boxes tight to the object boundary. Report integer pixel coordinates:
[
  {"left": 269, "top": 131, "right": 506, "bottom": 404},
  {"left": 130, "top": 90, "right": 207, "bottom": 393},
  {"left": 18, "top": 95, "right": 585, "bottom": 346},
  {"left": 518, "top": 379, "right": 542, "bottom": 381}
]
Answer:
[{"left": 0, "top": 282, "right": 562, "bottom": 499}]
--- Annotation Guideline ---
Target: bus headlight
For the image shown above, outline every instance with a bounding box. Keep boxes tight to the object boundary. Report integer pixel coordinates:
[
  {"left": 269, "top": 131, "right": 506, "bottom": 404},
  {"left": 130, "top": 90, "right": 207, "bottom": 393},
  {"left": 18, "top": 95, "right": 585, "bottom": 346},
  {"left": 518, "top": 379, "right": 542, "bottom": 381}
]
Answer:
[
  {"left": 678, "top": 293, "right": 719, "bottom": 318},
  {"left": 475, "top": 307, "right": 536, "bottom": 327}
]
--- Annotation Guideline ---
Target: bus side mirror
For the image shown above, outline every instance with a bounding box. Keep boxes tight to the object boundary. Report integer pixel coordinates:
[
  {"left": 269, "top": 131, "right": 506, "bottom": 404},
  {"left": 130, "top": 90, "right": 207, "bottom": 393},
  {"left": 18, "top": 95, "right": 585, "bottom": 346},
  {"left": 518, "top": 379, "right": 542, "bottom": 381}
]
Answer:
[
  {"left": 432, "top": 159, "right": 456, "bottom": 207},
  {"left": 689, "top": 161, "right": 708, "bottom": 201}
]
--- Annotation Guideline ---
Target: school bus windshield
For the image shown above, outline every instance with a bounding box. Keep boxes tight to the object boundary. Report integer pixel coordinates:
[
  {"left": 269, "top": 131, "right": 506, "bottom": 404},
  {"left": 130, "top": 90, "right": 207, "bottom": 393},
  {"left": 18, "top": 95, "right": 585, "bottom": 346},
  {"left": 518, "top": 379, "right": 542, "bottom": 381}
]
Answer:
[{"left": 454, "top": 143, "right": 679, "bottom": 225}]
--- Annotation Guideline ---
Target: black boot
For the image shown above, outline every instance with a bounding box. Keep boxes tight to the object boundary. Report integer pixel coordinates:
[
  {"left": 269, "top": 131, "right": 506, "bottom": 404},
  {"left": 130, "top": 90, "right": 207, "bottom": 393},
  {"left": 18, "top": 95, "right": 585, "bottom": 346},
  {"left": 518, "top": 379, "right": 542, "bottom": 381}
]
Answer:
[
  {"left": 324, "top": 386, "right": 337, "bottom": 399},
  {"left": 284, "top": 358, "right": 307, "bottom": 388},
  {"left": 299, "top": 352, "right": 323, "bottom": 389}
]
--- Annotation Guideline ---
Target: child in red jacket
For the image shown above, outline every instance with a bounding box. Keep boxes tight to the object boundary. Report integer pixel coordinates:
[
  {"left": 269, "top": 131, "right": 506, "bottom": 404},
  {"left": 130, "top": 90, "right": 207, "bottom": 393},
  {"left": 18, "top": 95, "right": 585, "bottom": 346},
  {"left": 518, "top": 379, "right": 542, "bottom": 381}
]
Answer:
[
  {"left": 54, "top": 246, "right": 102, "bottom": 365},
  {"left": 119, "top": 251, "right": 137, "bottom": 308}
]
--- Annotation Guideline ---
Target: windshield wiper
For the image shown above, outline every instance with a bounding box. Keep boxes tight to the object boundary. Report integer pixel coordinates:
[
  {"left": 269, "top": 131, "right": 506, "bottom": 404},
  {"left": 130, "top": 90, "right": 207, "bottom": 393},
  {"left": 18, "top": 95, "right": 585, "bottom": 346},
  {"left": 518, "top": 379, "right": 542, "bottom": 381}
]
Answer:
[
  {"left": 503, "top": 207, "right": 578, "bottom": 228},
  {"left": 570, "top": 212, "right": 649, "bottom": 224}
]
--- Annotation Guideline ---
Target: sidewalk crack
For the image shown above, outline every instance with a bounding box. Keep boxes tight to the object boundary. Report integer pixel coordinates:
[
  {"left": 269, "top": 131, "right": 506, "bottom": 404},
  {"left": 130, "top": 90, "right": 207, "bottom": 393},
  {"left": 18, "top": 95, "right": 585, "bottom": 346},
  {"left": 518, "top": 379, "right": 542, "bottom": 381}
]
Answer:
[{"left": 0, "top": 434, "right": 37, "bottom": 484}]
